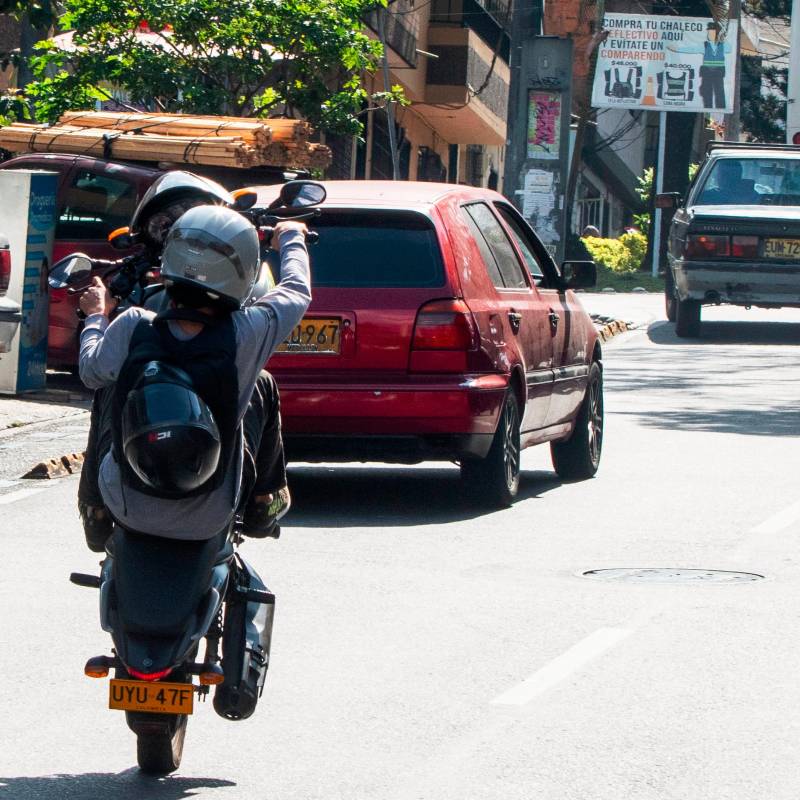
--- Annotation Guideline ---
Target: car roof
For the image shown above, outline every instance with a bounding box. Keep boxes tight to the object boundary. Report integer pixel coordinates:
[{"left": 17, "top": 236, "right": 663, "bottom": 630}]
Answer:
[
  {"left": 251, "top": 180, "right": 505, "bottom": 210},
  {"left": 708, "top": 148, "right": 800, "bottom": 160}
]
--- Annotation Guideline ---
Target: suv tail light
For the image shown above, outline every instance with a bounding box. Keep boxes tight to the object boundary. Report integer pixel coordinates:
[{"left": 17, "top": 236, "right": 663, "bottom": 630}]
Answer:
[
  {"left": 685, "top": 234, "right": 730, "bottom": 258},
  {"left": 410, "top": 299, "right": 477, "bottom": 373},
  {"left": 0, "top": 247, "right": 10, "bottom": 295}
]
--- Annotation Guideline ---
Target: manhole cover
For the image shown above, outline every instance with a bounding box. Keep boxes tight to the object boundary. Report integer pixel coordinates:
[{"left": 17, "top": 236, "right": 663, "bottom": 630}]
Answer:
[{"left": 582, "top": 568, "right": 764, "bottom": 584}]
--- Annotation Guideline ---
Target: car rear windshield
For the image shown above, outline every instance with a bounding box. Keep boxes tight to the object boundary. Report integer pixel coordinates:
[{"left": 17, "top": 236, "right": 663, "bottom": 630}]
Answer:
[
  {"left": 293, "top": 211, "right": 445, "bottom": 288},
  {"left": 695, "top": 157, "right": 800, "bottom": 207}
]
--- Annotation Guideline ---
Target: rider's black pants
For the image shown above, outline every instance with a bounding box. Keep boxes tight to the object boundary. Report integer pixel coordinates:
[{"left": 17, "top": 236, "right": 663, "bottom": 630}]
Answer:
[{"left": 78, "top": 371, "right": 287, "bottom": 508}]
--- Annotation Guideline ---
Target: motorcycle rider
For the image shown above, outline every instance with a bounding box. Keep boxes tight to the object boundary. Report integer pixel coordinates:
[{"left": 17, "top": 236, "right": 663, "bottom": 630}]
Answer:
[{"left": 77, "top": 206, "right": 309, "bottom": 546}]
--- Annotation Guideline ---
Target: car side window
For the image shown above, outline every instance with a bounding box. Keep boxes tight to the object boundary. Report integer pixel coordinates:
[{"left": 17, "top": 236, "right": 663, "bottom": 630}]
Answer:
[
  {"left": 56, "top": 169, "right": 137, "bottom": 240},
  {"left": 493, "top": 203, "right": 560, "bottom": 289},
  {"left": 461, "top": 205, "right": 505, "bottom": 288},
  {"left": 463, "top": 202, "right": 529, "bottom": 290}
]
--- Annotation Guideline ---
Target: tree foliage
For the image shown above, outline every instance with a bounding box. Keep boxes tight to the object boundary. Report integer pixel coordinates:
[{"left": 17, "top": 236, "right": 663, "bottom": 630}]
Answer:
[{"left": 24, "top": 0, "right": 395, "bottom": 135}]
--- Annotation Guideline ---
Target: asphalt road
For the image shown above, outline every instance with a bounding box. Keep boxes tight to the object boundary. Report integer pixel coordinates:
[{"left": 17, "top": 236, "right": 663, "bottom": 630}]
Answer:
[{"left": 2, "top": 296, "right": 800, "bottom": 799}]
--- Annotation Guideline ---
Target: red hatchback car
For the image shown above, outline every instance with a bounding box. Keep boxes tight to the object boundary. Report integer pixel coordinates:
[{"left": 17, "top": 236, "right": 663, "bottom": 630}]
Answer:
[{"left": 258, "top": 181, "right": 603, "bottom": 506}]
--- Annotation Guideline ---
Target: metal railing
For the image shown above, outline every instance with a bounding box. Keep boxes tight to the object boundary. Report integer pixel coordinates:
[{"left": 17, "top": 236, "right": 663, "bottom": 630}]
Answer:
[{"left": 365, "top": 9, "right": 418, "bottom": 68}]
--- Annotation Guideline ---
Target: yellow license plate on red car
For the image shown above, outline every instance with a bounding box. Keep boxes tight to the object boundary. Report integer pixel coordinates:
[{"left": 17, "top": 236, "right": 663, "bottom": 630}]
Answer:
[
  {"left": 109, "top": 679, "right": 194, "bottom": 715},
  {"left": 765, "top": 238, "right": 800, "bottom": 259},
  {"left": 277, "top": 317, "right": 341, "bottom": 354}
]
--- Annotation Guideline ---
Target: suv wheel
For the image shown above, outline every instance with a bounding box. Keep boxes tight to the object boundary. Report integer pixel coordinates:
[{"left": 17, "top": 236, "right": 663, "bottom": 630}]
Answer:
[
  {"left": 665, "top": 269, "right": 677, "bottom": 322},
  {"left": 675, "top": 297, "right": 701, "bottom": 338},
  {"left": 551, "top": 361, "right": 603, "bottom": 480},
  {"left": 461, "top": 391, "right": 520, "bottom": 508}
]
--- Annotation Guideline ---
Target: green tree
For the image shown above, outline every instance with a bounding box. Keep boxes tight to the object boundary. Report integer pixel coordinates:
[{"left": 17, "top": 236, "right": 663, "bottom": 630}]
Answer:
[
  {"left": 0, "top": 0, "right": 57, "bottom": 89},
  {"left": 24, "top": 0, "right": 398, "bottom": 135}
]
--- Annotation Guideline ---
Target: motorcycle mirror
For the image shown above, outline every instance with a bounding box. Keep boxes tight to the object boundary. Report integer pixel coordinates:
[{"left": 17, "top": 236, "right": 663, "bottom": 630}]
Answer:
[
  {"left": 48, "top": 254, "right": 93, "bottom": 289},
  {"left": 108, "top": 226, "right": 135, "bottom": 251},
  {"left": 271, "top": 180, "right": 326, "bottom": 210},
  {"left": 232, "top": 188, "right": 258, "bottom": 212}
]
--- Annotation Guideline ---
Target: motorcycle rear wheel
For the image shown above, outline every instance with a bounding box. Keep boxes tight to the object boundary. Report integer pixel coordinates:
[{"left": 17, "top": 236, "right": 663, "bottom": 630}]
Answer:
[{"left": 136, "top": 714, "right": 188, "bottom": 775}]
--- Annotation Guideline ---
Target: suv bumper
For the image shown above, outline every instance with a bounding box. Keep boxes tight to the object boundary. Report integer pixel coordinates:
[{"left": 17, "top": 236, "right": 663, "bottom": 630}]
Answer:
[{"left": 673, "top": 259, "right": 800, "bottom": 306}]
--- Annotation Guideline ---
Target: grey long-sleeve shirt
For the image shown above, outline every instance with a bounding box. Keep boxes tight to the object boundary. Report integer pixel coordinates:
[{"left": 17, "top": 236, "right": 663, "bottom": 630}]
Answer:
[{"left": 79, "top": 228, "right": 310, "bottom": 539}]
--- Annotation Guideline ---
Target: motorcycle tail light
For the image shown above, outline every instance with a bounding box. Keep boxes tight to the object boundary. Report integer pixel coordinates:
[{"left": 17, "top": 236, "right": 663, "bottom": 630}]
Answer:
[
  {"left": 0, "top": 247, "right": 10, "bottom": 295},
  {"left": 731, "top": 235, "right": 759, "bottom": 258},
  {"left": 127, "top": 667, "right": 173, "bottom": 682},
  {"left": 685, "top": 234, "right": 730, "bottom": 258}
]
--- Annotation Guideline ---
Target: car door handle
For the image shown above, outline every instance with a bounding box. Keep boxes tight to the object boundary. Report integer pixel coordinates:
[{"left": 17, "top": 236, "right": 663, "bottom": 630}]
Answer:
[
  {"left": 548, "top": 309, "right": 560, "bottom": 329},
  {"left": 508, "top": 311, "right": 522, "bottom": 334}
]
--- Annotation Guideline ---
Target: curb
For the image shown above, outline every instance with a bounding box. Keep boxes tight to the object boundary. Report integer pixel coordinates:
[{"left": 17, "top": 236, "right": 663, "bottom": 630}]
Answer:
[
  {"left": 591, "top": 314, "right": 635, "bottom": 342},
  {"left": 22, "top": 451, "right": 86, "bottom": 479}
]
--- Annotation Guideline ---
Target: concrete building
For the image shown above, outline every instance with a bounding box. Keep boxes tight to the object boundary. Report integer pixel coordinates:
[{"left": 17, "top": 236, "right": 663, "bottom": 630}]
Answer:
[{"left": 326, "top": 0, "right": 511, "bottom": 187}]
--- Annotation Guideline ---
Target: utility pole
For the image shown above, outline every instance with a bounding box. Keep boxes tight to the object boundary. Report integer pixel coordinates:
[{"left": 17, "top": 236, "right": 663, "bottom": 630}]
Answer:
[
  {"left": 378, "top": 6, "right": 401, "bottom": 180},
  {"left": 723, "top": 0, "right": 743, "bottom": 141},
  {"left": 787, "top": 0, "right": 800, "bottom": 142},
  {"left": 503, "top": 2, "right": 573, "bottom": 264}
]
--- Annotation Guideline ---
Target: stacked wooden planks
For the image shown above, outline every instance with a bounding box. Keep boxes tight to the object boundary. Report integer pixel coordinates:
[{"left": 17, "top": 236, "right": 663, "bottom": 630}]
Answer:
[{"left": 0, "top": 111, "right": 330, "bottom": 169}]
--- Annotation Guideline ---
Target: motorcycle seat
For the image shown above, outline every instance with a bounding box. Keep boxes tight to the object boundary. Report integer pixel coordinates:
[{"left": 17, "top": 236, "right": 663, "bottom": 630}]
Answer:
[{"left": 112, "top": 528, "right": 229, "bottom": 636}]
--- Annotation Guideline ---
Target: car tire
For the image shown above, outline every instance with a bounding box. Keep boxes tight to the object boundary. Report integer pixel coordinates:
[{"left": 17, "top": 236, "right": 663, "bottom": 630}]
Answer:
[
  {"left": 665, "top": 269, "right": 677, "bottom": 322},
  {"left": 550, "top": 361, "right": 603, "bottom": 481},
  {"left": 675, "top": 297, "right": 701, "bottom": 338},
  {"left": 460, "top": 390, "right": 520, "bottom": 508}
]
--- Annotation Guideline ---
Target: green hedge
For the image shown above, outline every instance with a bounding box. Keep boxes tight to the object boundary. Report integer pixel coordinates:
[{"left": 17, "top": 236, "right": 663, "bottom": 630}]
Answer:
[{"left": 581, "top": 231, "right": 647, "bottom": 274}]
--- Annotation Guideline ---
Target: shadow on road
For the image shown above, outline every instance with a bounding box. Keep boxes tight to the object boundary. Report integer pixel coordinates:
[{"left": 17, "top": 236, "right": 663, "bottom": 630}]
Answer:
[
  {"left": 605, "top": 321, "right": 800, "bottom": 436},
  {"left": 285, "top": 465, "right": 563, "bottom": 527},
  {"left": 0, "top": 771, "right": 235, "bottom": 800},
  {"left": 648, "top": 319, "right": 800, "bottom": 347}
]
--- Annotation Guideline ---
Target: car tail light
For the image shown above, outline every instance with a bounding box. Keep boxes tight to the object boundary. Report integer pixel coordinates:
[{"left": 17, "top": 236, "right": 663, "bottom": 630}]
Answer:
[
  {"left": 127, "top": 666, "right": 173, "bottom": 682},
  {"left": 731, "top": 235, "right": 759, "bottom": 258},
  {"left": 685, "top": 234, "right": 730, "bottom": 258},
  {"left": 412, "top": 299, "right": 476, "bottom": 351},
  {"left": 0, "top": 247, "right": 10, "bottom": 295}
]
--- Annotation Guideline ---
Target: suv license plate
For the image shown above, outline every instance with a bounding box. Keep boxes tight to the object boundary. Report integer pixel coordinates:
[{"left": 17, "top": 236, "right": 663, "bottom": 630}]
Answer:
[
  {"left": 765, "top": 238, "right": 800, "bottom": 259},
  {"left": 109, "top": 679, "right": 194, "bottom": 715},
  {"left": 277, "top": 317, "right": 342, "bottom": 354}
]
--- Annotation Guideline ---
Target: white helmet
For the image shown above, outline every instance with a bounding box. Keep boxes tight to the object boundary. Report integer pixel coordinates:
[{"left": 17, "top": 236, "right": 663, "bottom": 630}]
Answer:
[{"left": 161, "top": 205, "right": 260, "bottom": 309}]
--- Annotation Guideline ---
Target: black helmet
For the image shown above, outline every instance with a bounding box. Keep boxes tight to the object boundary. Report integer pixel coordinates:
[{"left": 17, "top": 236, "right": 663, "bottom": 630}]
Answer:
[{"left": 121, "top": 361, "right": 221, "bottom": 496}]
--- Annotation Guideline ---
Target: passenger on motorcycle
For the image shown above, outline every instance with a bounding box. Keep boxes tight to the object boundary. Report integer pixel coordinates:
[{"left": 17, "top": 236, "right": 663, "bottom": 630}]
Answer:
[{"left": 77, "top": 206, "right": 309, "bottom": 548}]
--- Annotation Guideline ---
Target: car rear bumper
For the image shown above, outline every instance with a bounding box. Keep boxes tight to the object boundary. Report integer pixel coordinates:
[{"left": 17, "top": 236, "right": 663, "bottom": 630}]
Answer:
[
  {"left": 673, "top": 259, "right": 800, "bottom": 306},
  {"left": 276, "top": 375, "right": 507, "bottom": 462}
]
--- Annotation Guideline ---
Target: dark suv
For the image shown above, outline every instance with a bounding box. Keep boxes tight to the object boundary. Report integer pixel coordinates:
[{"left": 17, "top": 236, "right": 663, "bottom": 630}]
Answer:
[{"left": 660, "top": 142, "right": 800, "bottom": 337}]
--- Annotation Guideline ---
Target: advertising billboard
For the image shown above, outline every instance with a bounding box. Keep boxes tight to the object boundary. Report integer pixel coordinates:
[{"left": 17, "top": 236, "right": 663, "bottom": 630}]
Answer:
[{"left": 591, "top": 13, "right": 738, "bottom": 113}]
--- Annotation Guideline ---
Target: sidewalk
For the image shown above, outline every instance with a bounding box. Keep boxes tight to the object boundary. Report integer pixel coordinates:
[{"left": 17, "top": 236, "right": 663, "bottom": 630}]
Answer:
[{"left": 0, "top": 375, "right": 91, "bottom": 434}]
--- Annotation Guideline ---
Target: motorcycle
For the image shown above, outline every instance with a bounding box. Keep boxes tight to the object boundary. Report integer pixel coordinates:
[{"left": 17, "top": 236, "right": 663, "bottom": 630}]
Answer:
[{"left": 54, "top": 174, "right": 325, "bottom": 775}]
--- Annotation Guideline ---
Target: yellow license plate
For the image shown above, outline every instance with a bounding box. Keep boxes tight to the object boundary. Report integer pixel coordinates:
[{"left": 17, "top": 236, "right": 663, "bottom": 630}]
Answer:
[
  {"left": 277, "top": 317, "right": 341, "bottom": 354},
  {"left": 765, "top": 238, "right": 800, "bottom": 259},
  {"left": 109, "top": 679, "right": 194, "bottom": 715}
]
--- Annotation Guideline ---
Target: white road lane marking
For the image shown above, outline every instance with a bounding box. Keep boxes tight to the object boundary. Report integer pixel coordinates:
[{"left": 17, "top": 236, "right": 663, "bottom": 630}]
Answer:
[
  {"left": 491, "top": 627, "right": 634, "bottom": 706},
  {"left": 750, "top": 499, "right": 800, "bottom": 535},
  {"left": 0, "top": 487, "right": 48, "bottom": 505}
]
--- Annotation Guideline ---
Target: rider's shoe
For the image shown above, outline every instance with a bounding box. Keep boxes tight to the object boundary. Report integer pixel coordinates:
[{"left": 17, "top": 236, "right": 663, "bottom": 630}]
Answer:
[
  {"left": 78, "top": 501, "right": 113, "bottom": 553},
  {"left": 242, "top": 486, "right": 291, "bottom": 539}
]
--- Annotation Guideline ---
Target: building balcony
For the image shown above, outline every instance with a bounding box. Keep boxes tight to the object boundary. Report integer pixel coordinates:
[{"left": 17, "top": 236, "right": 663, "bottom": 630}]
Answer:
[
  {"left": 365, "top": 8, "right": 418, "bottom": 68},
  {"left": 420, "top": 25, "right": 509, "bottom": 146}
]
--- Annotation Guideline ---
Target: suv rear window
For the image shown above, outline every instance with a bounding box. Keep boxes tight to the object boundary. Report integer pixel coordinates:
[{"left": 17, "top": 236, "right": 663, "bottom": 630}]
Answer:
[{"left": 296, "top": 211, "right": 445, "bottom": 288}]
